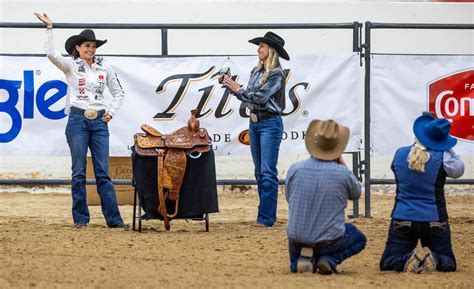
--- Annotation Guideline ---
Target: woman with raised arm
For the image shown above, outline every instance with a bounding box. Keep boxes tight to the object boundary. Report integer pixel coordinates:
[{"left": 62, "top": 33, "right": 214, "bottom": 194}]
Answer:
[{"left": 34, "top": 13, "right": 127, "bottom": 229}]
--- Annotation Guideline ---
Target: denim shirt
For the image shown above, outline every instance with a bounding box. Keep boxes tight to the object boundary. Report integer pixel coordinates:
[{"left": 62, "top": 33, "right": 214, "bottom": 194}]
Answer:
[{"left": 235, "top": 68, "right": 284, "bottom": 114}]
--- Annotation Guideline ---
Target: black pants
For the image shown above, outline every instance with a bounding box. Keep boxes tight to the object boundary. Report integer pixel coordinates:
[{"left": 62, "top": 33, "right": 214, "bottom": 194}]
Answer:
[{"left": 380, "top": 219, "right": 456, "bottom": 272}]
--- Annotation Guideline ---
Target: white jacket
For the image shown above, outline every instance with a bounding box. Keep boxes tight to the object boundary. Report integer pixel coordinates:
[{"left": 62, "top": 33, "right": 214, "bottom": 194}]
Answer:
[{"left": 45, "top": 29, "right": 125, "bottom": 117}]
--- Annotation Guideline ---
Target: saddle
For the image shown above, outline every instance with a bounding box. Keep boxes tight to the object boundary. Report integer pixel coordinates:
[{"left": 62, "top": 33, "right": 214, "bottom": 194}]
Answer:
[{"left": 133, "top": 110, "right": 212, "bottom": 230}]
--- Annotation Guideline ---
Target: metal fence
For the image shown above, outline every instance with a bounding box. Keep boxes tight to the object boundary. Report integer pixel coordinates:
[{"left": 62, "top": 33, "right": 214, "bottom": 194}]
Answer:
[
  {"left": 1, "top": 21, "right": 473, "bottom": 218},
  {"left": 362, "top": 22, "right": 474, "bottom": 218},
  {"left": 0, "top": 21, "right": 364, "bottom": 216}
]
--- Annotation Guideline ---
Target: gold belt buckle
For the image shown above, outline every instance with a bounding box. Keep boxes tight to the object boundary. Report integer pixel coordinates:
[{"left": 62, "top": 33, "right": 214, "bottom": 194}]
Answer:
[
  {"left": 84, "top": 109, "right": 99, "bottom": 120},
  {"left": 250, "top": 113, "right": 258, "bottom": 122}
]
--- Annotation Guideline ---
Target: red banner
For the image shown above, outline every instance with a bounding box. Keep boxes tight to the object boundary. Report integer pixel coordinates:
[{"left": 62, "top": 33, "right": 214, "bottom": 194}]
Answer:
[{"left": 429, "top": 69, "right": 474, "bottom": 141}]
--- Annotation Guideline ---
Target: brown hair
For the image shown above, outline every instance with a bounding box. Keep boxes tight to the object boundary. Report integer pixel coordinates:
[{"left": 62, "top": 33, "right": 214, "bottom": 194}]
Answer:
[{"left": 72, "top": 48, "right": 80, "bottom": 59}]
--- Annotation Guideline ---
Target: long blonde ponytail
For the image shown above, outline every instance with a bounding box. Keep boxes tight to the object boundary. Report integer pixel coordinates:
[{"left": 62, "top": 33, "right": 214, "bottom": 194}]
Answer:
[
  {"left": 407, "top": 139, "right": 430, "bottom": 172},
  {"left": 254, "top": 46, "right": 281, "bottom": 87}
]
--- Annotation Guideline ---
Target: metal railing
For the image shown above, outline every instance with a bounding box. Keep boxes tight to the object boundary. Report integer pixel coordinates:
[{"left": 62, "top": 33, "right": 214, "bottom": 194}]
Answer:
[
  {"left": 362, "top": 22, "right": 474, "bottom": 218},
  {"left": 4, "top": 21, "right": 472, "bottom": 219},
  {"left": 0, "top": 21, "right": 364, "bottom": 217}
]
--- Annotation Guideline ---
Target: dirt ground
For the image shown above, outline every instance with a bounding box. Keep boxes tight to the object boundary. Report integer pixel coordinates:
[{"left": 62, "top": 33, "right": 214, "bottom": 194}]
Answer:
[{"left": 0, "top": 187, "right": 473, "bottom": 289}]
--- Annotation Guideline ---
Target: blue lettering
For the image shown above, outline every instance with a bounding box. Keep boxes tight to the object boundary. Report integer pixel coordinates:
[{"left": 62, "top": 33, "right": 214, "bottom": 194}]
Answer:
[
  {"left": 36, "top": 80, "right": 67, "bottom": 119},
  {"left": 0, "top": 79, "right": 22, "bottom": 143},
  {"left": 23, "top": 70, "right": 35, "bottom": 119},
  {"left": 0, "top": 71, "right": 67, "bottom": 143}
]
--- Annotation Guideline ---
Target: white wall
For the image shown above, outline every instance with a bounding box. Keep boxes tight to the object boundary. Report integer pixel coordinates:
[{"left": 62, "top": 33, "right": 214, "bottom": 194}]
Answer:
[{"left": 1, "top": 0, "right": 473, "bottom": 55}]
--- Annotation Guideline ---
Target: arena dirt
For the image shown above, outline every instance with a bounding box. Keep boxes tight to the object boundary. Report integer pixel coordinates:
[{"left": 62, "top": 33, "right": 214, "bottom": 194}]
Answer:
[{"left": 0, "top": 188, "right": 473, "bottom": 289}]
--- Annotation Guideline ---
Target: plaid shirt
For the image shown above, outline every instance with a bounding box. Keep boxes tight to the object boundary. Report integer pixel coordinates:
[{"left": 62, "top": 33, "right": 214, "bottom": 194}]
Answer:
[{"left": 285, "top": 157, "right": 361, "bottom": 244}]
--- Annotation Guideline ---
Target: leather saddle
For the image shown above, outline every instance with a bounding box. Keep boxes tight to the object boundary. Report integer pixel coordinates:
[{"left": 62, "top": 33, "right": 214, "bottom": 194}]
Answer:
[{"left": 133, "top": 110, "right": 212, "bottom": 230}]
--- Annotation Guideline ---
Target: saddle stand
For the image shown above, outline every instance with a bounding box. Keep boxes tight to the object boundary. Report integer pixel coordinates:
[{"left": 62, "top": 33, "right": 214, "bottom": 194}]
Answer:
[{"left": 133, "top": 110, "right": 211, "bottom": 230}]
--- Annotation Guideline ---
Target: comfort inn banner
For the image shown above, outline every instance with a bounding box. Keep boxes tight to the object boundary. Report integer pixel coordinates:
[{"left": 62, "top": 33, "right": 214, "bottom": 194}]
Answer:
[
  {"left": 371, "top": 54, "right": 474, "bottom": 156},
  {"left": 0, "top": 54, "right": 361, "bottom": 156}
]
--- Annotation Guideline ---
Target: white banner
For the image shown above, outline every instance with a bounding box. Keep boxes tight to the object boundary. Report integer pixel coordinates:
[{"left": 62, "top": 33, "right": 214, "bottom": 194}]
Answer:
[
  {"left": 371, "top": 54, "right": 474, "bottom": 155},
  {"left": 0, "top": 54, "right": 361, "bottom": 156}
]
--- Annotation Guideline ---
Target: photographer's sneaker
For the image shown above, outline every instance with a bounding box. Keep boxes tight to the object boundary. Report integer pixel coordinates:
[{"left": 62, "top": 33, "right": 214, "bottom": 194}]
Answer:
[
  {"left": 420, "top": 247, "right": 437, "bottom": 273},
  {"left": 297, "top": 247, "right": 314, "bottom": 273},
  {"left": 404, "top": 248, "right": 424, "bottom": 273},
  {"left": 316, "top": 258, "right": 337, "bottom": 275}
]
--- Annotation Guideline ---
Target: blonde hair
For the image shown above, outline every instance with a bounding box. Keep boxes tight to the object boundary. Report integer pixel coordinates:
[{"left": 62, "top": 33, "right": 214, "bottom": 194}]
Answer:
[
  {"left": 254, "top": 46, "right": 281, "bottom": 87},
  {"left": 407, "top": 139, "right": 430, "bottom": 172}
]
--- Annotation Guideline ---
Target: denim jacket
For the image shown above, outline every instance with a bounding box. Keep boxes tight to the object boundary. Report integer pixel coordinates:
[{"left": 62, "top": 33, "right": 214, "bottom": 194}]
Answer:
[{"left": 235, "top": 68, "right": 285, "bottom": 114}]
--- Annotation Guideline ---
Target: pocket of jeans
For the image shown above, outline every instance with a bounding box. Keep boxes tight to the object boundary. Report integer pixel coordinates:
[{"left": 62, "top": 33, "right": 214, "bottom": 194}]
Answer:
[
  {"left": 430, "top": 221, "right": 448, "bottom": 237},
  {"left": 66, "top": 115, "right": 82, "bottom": 133},
  {"left": 101, "top": 119, "right": 109, "bottom": 129},
  {"left": 68, "top": 114, "right": 82, "bottom": 121},
  {"left": 393, "top": 220, "right": 412, "bottom": 234}
]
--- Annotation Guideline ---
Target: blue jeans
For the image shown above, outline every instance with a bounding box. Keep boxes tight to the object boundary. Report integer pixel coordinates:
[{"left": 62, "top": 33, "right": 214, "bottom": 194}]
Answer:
[
  {"left": 65, "top": 113, "right": 124, "bottom": 227},
  {"left": 380, "top": 219, "right": 456, "bottom": 272},
  {"left": 289, "top": 223, "right": 367, "bottom": 273},
  {"left": 248, "top": 116, "right": 283, "bottom": 226}
]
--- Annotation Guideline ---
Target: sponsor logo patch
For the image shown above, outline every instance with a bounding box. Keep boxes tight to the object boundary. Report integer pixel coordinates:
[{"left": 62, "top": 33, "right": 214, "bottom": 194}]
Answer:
[
  {"left": 428, "top": 69, "right": 474, "bottom": 142},
  {"left": 238, "top": 129, "right": 250, "bottom": 145}
]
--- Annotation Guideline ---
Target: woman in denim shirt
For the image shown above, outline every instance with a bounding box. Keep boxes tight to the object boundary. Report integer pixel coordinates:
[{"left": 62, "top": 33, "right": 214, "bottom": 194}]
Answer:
[
  {"left": 222, "top": 32, "right": 289, "bottom": 227},
  {"left": 380, "top": 112, "right": 464, "bottom": 273}
]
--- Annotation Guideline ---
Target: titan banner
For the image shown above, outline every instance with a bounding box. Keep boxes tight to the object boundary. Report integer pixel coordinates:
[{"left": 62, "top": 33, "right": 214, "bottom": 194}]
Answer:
[
  {"left": 0, "top": 54, "right": 361, "bottom": 156},
  {"left": 371, "top": 54, "right": 473, "bottom": 155}
]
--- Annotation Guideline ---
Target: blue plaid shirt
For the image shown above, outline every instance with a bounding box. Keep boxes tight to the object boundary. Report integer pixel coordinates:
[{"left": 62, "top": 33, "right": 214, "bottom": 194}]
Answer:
[{"left": 285, "top": 157, "right": 361, "bottom": 244}]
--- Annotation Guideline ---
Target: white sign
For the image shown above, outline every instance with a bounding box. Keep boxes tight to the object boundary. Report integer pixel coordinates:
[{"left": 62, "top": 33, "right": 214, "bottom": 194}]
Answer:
[
  {"left": 0, "top": 54, "right": 361, "bottom": 156},
  {"left": 371, "top": 54, "right": 474, "bottom": 155}
]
